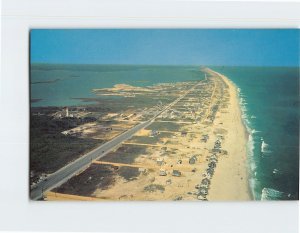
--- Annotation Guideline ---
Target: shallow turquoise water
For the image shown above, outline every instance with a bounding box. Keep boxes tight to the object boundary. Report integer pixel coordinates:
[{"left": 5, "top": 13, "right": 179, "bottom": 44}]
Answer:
[{"left": 30, "top": 64, "right": 204, "bottom": 107}]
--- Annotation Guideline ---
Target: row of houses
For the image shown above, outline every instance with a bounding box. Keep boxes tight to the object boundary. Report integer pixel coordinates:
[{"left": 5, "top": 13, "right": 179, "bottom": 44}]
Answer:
[
  {"left": 196, "top": 153, "right": 219, "bottom": 201},
  {"left": 196, "top": 137, "right": 221, "bottom": 201}
]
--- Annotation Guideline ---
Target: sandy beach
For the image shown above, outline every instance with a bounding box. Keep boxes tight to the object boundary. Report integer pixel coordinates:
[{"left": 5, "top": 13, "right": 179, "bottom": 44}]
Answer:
[{"left": 206, "top": 69, "right": 252, "bottom": 201}]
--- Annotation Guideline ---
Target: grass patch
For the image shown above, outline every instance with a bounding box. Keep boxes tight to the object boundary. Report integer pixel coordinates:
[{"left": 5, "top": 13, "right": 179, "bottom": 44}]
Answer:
[
  {"left": 144, "top": 184, "right": 165, "bottom": 193},
  {"left": 100, "top": 145, "right": 147, "bottom": 164},
  {"left": 30, "top": 114, "right": 102, "bottom": 184},
  {"left": 53, "top": 164, "right": 117, "bottom": 196},
  {"left": 146, "top": 122, "right": 182, "bottom": 131}
]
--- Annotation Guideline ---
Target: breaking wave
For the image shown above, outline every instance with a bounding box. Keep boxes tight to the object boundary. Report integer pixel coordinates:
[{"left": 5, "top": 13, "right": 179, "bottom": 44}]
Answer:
[
  {"left": 260, "top": 137, "right": 272, "bottom": 154},
  {"left": 261, "top": 188, "right": 292, "bottom": 200},
  {"left": 237, "top": 86, "right": 258, "bottom": 199}
]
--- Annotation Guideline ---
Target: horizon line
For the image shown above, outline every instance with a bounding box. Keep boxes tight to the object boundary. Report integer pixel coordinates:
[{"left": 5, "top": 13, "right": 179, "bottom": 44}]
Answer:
[{"left": 30, "top": 62, "right": 300, "bottom": 68}]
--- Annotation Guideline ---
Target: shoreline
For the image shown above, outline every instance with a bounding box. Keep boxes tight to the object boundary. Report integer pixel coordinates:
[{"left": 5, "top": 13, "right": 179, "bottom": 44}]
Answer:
[{"left": 206, "top": 68, "right": 253, "bottom": 201}]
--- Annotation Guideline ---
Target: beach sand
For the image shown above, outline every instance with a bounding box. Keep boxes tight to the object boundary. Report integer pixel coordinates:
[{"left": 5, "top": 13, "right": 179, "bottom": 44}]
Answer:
[{"left": 206, "top": 69, "right": 252, "bottom": 201}]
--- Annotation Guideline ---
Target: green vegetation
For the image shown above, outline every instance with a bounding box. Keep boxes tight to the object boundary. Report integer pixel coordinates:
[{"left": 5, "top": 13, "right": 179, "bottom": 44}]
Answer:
[
  {"left": 30, "top": 114, "right": 102, "bottom": 184},
  {"left": 118, "top": 167, "right": 140, "bottom": 181},
  {"left": 53, "top": 164, "right": 116, "bottom": 196},
  {"left": 100, "top": 145, "right": 147, "bottom": 164},
  {"left": 144, "top": 184, "right": 165, "bottom": 193},
  {"left": 146, "top": 121, "right": 182, "bottom": 131}
]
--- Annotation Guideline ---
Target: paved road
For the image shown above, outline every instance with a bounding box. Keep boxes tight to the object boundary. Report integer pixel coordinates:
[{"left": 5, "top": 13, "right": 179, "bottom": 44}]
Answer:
[
  {"left": 30, "top": 120, "right": 152, "bottom": 200},
  {"left": 30, "top": 81, "right": 202, "bottom": 200}
]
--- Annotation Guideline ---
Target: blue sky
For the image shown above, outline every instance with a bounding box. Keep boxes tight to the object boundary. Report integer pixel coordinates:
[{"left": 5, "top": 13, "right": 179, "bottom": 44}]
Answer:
[{"left": 30, "top": 29, "right": 299, "bottom": 66}]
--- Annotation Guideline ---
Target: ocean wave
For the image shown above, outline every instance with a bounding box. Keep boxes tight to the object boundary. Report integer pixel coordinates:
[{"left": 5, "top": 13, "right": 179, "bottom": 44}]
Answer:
[
  {"left": 241, "top": 106, "right": 248, "bottom": 113},
  {"left": 247, "top": 134, "right": 258, "bottom": 200},
  {"left": 249, "top": 177, "right": 257, "bottom": 200},
  {"left": 261, "top": 187, "right": 294, "bottom": 200},
  {"left": 240, "top": 97, "right": 247, "bottom": 105},
  {"left": 261, "top": 188, "right": 282, "bottom": 200},
  {"left": 248, "top": 134, "right": 255, "bottom": 156},
  {"left": 251, "top": 129, "right": 260, "bottom": 134},
  {"left": 272, "top": 168, "right": 279, "bottom": 174},
  {"left": 237, "top": 85, "right": 259, "bottom": 200},
  {"left": 260, "top": 137, "right": 272, "bottom": 154}
]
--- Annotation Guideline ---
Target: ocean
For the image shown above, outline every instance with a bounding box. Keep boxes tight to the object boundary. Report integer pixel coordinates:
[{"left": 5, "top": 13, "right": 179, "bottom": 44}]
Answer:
[
  {"left": 30, "top": 64, "right": 299, "bottom": 200},
  {"left": 212, "top": 66, "right": 299, "bottom": 200}
]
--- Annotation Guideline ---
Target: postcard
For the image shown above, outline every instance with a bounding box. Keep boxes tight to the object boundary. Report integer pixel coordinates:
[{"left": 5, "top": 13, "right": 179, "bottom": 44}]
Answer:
[{"left": 29, "top": 29, "right": 299, "bottom": 201}]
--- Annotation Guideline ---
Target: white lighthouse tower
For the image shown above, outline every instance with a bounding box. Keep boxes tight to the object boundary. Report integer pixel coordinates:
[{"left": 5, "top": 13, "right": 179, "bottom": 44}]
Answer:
[{"left": 64, "top": 107, "right": 69, "bottom": 117}]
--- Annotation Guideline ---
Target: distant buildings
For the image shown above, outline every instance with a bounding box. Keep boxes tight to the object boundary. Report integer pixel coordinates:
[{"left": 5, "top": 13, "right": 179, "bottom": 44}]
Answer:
[
  {"left": 189, "top": 155, "right": 197, "bottom": 164},
  {"left": 172, "top": 170, "right": 181, "bottom": 177},
  {"left": 159, "top": 169, "right": 167, "bottom": 176},
  {"left": 201, "top": 134, "right": 209, "bottom": 143},
  {"left": 181, "top": 131, "right": 187, "bottom": 137},
  {"left": 52, "top": 106, "right": 87, "bottom": 119},
  {"left": 150, "top": 130, "right": 159, "bottom": 137},
  {"left": 156, "top": 158, "right": 165, "bottom": 166}
]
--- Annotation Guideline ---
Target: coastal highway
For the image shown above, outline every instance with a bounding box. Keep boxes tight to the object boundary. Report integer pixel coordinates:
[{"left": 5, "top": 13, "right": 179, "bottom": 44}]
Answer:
[
  {"left": 30, "top": 119, "right": 153, "bottom": 200},
  {"left": 30, "top": 80, "right": 203, "bottom": 200}
]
